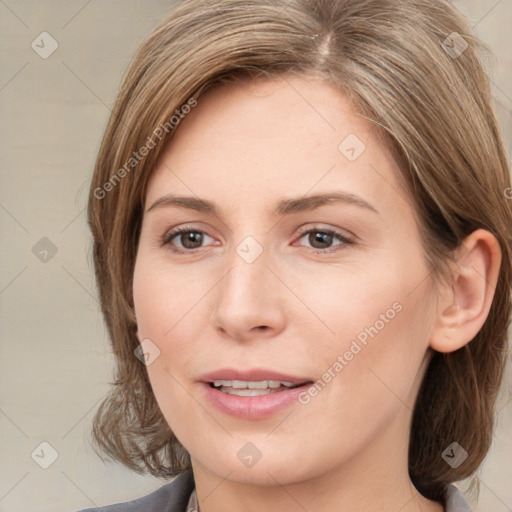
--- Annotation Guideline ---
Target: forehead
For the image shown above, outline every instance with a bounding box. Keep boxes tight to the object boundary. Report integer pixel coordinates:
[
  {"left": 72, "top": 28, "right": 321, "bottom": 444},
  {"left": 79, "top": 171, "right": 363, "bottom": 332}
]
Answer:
[{"left": 145, "top": 74, "right": 411, "bottom": 219}]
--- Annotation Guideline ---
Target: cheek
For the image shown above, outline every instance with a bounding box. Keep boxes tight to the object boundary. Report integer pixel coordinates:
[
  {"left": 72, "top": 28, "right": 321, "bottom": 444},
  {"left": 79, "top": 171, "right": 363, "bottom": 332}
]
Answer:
[
  {"left": 132, "top": 256, "right": 212, "bottom": 423},
  {"left": 337, "top": 296, "right": 432, "bottom": 421},
  {"left": 299, "top": 251, "right": 434, "bottom": 410},
  {"left": 299, "top": 253, "right": 430, "bottom": 354},
  {"left": 133, "top": 255, "right": 212, "bottom": 340}
]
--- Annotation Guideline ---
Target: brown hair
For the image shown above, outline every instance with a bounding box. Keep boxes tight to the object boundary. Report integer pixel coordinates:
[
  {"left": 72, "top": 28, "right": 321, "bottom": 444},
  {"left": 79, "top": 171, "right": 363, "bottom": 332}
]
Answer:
[{"left": 88, "top": 0, "right": 512, "bottom": 502}]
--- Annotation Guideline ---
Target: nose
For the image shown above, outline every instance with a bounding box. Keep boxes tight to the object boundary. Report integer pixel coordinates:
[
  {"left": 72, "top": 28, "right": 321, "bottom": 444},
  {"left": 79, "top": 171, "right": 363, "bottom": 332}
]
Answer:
[{"left": 212, "top": 246, "right": 287, "bottom": 341}]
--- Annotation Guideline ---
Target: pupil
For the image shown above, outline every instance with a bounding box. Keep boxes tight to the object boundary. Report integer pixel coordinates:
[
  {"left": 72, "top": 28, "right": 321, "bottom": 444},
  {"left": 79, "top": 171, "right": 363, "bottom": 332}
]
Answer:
[
  {"left": 182, "top": 232, "right": 202, "bottom": 248},
  {"left": 310, "top": 231, "right": 332, "bottom": 249}
]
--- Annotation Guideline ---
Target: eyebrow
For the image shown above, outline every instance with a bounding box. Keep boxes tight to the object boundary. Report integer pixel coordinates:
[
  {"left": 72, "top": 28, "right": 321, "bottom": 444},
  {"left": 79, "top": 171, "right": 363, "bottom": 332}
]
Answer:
[{"left": 146, "top": 191, "right": 379, "bottom": 217}]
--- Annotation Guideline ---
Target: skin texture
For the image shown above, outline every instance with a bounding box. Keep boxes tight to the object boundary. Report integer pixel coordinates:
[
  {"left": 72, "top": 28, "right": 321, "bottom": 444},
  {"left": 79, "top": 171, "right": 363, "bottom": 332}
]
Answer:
[{"left": 132, "top": 74, "right": 501, "bottom": 512}]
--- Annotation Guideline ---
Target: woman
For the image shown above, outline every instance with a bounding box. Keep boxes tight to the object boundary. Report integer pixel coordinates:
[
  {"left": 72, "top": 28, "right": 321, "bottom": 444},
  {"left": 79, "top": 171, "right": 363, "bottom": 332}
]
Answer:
[{"left": 80, "top": 0, "right": 511, "bottom": 510}]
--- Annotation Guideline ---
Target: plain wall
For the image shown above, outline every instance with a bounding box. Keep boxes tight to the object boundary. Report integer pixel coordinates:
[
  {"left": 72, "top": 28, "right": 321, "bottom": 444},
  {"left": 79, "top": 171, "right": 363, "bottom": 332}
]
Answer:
[{"left": 1, "top": 1, "right": 510, "bottom": 511}]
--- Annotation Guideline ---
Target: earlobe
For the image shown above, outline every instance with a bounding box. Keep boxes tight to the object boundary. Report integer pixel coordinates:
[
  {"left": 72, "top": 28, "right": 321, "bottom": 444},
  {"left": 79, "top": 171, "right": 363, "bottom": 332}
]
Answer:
[{"left": 429, "top": 229, "right": 501, "bottom": 353}]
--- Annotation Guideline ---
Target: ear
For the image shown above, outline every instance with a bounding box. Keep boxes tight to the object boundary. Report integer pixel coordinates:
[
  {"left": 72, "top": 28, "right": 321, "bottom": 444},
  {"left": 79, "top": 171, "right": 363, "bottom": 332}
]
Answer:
[{"left": 429, "top": 229, "right": 501, "bottom": 353}]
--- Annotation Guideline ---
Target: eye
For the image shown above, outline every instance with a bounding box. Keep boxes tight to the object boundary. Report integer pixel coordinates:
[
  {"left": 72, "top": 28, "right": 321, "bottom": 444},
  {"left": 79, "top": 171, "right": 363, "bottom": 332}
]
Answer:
[
  {"left": 294, "top": 227, "right": 354, "bottom": 253},
  {"left": 161, "top": 225, "right": 215, "bottom": 252},
  {"left": 161, "top": 224, "right": 355, "bottom": 254}
]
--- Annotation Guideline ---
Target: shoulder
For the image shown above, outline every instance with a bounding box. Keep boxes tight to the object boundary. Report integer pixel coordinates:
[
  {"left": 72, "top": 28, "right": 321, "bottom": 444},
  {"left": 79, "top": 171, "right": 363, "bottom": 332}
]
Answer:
[
  {"left": 445, "top": 484, "right": 473, "bottom": 512},
  {"left": 74, "top": 470, "right": 195, "bottom": 512}
]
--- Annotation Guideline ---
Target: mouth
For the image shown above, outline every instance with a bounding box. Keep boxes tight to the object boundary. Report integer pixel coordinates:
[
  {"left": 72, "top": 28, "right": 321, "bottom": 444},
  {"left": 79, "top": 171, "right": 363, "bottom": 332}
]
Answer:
[
  {"left": 199, "top": 368, "right": 315, "bottom": 419},
  {"left": 208, "top": 379, "right": 311, "bottom": 396},
  {"left": 200, "top": 368, "right": 314, "bottom": 394}
]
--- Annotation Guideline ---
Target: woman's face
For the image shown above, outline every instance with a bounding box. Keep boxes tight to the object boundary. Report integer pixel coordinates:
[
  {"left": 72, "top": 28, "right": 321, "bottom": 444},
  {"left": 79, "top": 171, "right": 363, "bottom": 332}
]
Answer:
[{"left": 133, "top": 75, "right": 439, "bottom": 485}]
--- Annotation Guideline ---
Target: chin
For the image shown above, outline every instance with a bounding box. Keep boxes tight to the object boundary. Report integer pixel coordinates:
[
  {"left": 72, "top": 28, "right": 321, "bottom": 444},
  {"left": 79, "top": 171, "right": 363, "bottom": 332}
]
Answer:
[{"left": 192, "top": 448, "right": 317, "bottom": 487}]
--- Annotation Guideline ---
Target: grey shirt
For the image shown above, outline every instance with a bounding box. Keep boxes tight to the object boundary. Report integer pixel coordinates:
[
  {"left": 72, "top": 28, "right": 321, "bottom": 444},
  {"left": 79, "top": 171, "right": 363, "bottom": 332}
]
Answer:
[{"left": 76, "top": 470, "right": 472, "bottom": 511}]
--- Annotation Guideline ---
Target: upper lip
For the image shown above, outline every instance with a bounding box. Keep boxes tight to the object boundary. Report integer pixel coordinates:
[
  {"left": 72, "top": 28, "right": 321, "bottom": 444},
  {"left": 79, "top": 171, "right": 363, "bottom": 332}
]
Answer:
[{"left": 200, "top": 368, "right": 313, "bottom": 385}]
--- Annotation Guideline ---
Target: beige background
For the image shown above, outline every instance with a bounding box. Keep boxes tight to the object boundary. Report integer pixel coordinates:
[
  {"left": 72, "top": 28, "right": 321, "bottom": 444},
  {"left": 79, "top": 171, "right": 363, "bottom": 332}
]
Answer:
[{"left": 0, "top": 1, "right": 510, "bottom": 511}]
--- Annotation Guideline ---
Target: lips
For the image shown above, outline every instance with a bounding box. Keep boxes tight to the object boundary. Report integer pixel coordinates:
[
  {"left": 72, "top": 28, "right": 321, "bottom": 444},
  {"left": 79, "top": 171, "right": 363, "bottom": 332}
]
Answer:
[
  {"left": 199, "top": 368, "right": 315, "bottom": 419},
  {"left": 199, "top": 368, "right": 313, "bottom": 386}
]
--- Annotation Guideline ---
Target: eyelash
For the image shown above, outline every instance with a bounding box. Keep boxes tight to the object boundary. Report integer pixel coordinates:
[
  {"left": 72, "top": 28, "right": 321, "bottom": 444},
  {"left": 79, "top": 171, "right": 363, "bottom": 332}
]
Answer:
[{"left": 160, "top": 224, "right": 355, "bottom": 255}]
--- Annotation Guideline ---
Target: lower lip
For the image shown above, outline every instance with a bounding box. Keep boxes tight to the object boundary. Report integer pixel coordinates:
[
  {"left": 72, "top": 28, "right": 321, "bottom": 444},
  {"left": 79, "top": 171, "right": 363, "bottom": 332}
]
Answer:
[{"left": 200, "top": 382, "right": 312, "bottom": 420}]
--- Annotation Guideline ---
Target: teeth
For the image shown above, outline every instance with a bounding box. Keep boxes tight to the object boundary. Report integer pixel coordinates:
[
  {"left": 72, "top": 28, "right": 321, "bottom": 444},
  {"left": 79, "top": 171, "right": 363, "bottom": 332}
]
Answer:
[
  {"left": 212, "top": 379, "right": 298, "bottom": 389},
  {"left": 214, "top": 380, "right": 232, "bottom": 387}
]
